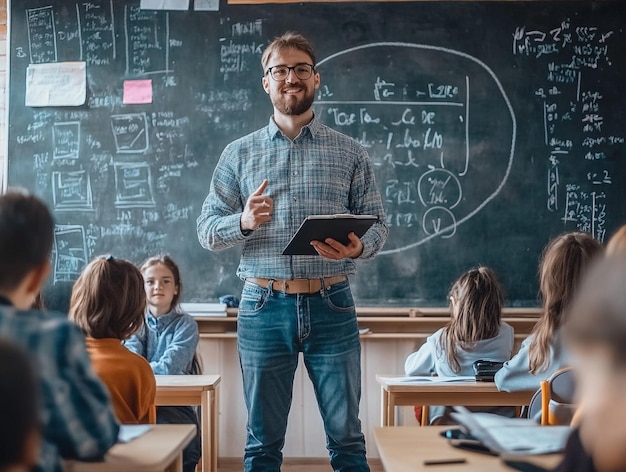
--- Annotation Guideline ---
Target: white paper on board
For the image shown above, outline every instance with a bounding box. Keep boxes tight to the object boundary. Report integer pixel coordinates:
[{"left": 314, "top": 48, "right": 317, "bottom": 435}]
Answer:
[
  {"left": 194, "top": 0, "right": 220, "bottom": 11},
  {"left": 25, "top": 62, "right": 86, "bottom": 107},
  {"left": 140, "top": 0, "right": 190, "bottom": 10}
]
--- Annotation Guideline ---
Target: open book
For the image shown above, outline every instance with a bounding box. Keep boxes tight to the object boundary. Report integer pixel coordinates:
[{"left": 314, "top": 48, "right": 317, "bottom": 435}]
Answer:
[
  {"left": 282, "top": 214, "right": 378, "bottom": 256},
  {"left": 450, "top": 406, "right": 571, "bottom": 455},
  {"left": 379, "top": 375, "right": 475, "bottom": 384}
]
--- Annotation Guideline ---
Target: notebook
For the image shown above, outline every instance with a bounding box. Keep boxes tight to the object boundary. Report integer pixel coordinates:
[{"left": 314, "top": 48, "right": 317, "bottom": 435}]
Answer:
[{"left": 282, "top": 214, "right": 378, "bottom": 256}]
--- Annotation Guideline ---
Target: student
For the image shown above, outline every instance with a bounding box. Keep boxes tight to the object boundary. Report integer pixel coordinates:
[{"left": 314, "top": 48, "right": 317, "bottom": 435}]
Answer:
[
  {"left": 0, "top": 189, "right": 118, "bottom": 472},
  {"left": 553, "top": 255, "right": 626, "bottom": 472},
  {"left": 405, "top": 266, "right": 514, "bottom": 423},
  {"left": 124, "top": 254, "right": 200, "bottom": 472},
  {"left": 606, "top": 224, "right": 626, "bottom": 255},
  {"left": 495, "top": 232, "right": 602, "bottom": 392},
  {"left": 69, "top": 256, "right": 156, "bottom": 424},
  {"left": 0, "top": 338, "right": 39, "bottom": 472}
]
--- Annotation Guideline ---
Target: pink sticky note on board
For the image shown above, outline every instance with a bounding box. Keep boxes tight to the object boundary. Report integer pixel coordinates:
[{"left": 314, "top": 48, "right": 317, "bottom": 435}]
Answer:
[{"left": 123, "top": 79, "right": 153, "bottom": 104}]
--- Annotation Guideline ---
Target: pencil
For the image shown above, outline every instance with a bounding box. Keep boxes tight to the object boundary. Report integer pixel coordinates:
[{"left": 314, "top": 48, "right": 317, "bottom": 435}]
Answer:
[{"left": 423, "top": 458, "right": 467, "bottom": 466}]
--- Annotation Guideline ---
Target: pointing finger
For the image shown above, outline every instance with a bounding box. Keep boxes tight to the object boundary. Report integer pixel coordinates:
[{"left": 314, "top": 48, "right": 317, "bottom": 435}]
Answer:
[{"left": 252, "top": 179, "right": 269, "bottom": 196}]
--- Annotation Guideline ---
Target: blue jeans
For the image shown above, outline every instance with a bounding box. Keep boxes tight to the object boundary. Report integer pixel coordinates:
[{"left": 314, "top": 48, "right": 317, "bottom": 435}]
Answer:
[{"left": 238, "top": 279, "right": 369, "bottom": 472}]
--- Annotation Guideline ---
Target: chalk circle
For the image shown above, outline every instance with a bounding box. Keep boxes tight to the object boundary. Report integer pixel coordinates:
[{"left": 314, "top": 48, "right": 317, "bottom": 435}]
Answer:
[
  {"left": 417, "top": 168, "right": 462, "bottom": 210},
  {"left": 315, "top": 42, "right": 516, "bottom": 255},
  {"left": 422, "top": 207, "right": 457, "bottom": 239}
]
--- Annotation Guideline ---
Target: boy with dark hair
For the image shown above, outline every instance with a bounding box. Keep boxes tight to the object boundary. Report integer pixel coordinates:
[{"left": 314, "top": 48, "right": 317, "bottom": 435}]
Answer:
[{"left": 0, "top": 189, "right": 119, "bottom": 472}]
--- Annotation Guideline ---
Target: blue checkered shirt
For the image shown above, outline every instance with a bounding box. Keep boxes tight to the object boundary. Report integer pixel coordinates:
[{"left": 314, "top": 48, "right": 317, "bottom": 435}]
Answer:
[
  {"left": 0, "top": 304, "right": 119, "bottom": 472},
  {"left": 197, "top": 116, "right": 389, "bottom": 279}
]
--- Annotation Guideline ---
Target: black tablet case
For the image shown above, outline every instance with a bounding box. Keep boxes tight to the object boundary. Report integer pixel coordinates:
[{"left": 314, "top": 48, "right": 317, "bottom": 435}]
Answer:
[{"left": 282, "top": 215, "right": 378, "bottom": 256}]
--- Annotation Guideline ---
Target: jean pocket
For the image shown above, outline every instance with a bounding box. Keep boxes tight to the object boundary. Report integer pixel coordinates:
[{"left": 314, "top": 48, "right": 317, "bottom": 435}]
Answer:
[
  {"left": 239, "top": 283, "right": 268, "bottom": 315},
  {"left": 324, "top": 282, "right": 355, "bottom": 313}
]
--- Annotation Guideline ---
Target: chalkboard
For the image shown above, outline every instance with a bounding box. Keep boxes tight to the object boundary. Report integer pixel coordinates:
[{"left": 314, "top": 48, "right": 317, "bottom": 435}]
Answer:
[{"left": 7, "top": 0, "right": 626, "bottom": 309}]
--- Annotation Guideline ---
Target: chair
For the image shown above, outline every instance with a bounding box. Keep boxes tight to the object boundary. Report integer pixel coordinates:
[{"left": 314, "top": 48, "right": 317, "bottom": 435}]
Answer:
[{"left": 526, "top": 367, "right": 576, "bottom": 425}]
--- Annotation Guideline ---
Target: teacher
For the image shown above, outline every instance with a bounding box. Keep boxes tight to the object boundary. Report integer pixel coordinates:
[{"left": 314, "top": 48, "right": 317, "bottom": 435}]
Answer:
[{"left": 197, "top": 32, "right": 388, "bottom": 472}]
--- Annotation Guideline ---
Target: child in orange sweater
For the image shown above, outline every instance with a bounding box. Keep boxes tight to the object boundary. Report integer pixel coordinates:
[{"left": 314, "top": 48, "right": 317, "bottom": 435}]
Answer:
[{"left": 69, "top": 256, "right": 156, "bottom": 424}]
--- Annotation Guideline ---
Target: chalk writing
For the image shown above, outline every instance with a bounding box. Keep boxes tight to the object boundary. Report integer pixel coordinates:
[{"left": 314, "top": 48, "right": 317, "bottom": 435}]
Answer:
[
  {"left": 316, "top": 43, "right": 516, "bottom": 254},
  {"left": 26, "top": 6, "right": 57, "bottom": 63},
  {"left": 53, "top": 225, "right": 88, "bottom": 283},
  {"left": 52, "top": 171, "right": 93, "bottom": 211},
  {"left": 113, "top": 162, "right": 156, "bottom": 208},
  {"left": 520, "top": 17, "right": 622, "bottom": 241}
]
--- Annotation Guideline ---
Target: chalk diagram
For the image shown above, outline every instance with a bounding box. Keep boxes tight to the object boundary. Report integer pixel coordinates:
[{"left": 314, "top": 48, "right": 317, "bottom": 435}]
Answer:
[
  {"left": 113, "top": 162, "right": 156, "bottom": 208},
  {"left": 53, "top": 225, "right": 88, "bottom": 283},
  {"left": 51, "top": 170, "right": 93, "bottom": 210},
  {"left": 315, "top": 43, "right": 516, "bottom": 254}
]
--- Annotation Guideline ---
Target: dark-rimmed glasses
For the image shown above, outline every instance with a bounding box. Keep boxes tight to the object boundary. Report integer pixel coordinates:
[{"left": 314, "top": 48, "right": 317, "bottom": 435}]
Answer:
[{"left": 265, "top": 63, "right": 315, "bottom": 82}]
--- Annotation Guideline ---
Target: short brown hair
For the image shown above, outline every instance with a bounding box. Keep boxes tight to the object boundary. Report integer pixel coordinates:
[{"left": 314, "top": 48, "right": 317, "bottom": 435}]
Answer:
[
  {"left": 0, "top": 189, "right": 53, "bottom": 292},
  {"left": 69, "top": 256, "right": 146, "bottom": 340},
  {"left": 140, "top": 254, "right": 182, "bottom": 310},
  {"left": 261, "top": 31, "right": 316, "bottom": 72}
]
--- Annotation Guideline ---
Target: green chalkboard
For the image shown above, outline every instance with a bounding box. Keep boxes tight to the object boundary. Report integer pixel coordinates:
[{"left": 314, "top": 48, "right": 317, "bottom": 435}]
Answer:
[{"left": 7, "top": 0, "right": 626, "bottom": 310}]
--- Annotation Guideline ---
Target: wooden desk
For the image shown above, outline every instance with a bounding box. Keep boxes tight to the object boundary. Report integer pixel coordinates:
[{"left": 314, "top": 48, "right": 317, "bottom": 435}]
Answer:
[
  {"left": 64, "top": 424, "right": 195, "bottom": 472},
  {"left": 155, "top": 375, "right": 221, "bottom": 472},
  {"left": 377, "top": 376, "right": 534, "bottom": 426},
  {"left": 374, "top": 426, "right": 561, "bottom": 472}
]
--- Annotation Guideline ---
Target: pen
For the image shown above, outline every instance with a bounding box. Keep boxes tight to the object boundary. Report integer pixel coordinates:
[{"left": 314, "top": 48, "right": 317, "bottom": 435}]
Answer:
[{"left": 423, "top": 458, "right": 467, "bottom": 466}]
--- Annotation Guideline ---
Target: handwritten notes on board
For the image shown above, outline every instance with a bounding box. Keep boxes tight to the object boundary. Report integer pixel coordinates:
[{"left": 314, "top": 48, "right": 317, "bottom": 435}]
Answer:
[{"left": 25, "top": 62, "right": 86, "bottom": 107}]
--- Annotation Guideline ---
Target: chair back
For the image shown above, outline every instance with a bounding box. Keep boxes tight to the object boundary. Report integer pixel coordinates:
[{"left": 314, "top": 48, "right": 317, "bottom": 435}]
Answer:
[
  {"left": 526, "top": 388, "right": 543, "bottom": 423},
  {"left": 541, "top": 367, "right": 576, "bottom": 426}
]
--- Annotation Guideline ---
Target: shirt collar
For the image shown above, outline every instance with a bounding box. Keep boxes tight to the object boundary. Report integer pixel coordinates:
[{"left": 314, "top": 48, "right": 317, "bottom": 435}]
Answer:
[{"left": 267, "top": 113, "right": 321, "bottom": 141}]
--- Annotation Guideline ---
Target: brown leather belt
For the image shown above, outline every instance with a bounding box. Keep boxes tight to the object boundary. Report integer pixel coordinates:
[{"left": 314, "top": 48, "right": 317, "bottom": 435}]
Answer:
[{"left": 246, "top": 276, "right": 348, "bottom": 294}]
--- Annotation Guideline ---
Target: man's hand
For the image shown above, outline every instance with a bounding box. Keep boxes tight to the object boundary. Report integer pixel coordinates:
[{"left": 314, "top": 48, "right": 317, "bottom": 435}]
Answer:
[
  {"left": 241, "top": 179, "right": 273, "bottom": 232},
  {"left": 310, "top": 232, "right": 363, "bottom": 260}
]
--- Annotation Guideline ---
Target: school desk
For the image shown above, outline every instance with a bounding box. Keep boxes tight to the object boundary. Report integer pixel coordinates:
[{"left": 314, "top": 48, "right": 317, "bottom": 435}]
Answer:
[
  {"left": 155, "top": 374, "right": 221, "bottom": 472},
  {"left": 377, "top": 375, "right": 535, "bottom": 426},
  {"left": 64, "top": 424, "right": 195, "bottom": 472},
  {"left": 374, "top": 426, "right": 562, "bottom": 472}
]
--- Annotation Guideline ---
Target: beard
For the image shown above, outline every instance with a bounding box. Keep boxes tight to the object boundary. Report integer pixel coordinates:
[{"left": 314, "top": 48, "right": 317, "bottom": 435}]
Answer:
[{"left": 270, "top": 85, "right": 315, "bottom": 116}]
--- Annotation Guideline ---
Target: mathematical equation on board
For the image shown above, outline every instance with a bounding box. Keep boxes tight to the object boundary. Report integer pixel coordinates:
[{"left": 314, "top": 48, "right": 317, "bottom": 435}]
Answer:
[
  {"left": 513, "top": 19, "right": 623, "bottom": 242},
  {"left": 315, "top": 43, "right": 516, "bottom": 254},
  {"left": 18, "top": 3, "right": 199, "bottom": 284}
]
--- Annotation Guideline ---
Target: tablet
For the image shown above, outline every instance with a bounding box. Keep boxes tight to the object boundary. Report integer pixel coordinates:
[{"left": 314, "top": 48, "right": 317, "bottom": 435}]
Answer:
[{"left": 282, "top": 214, "right": 378, "bottom": 256}]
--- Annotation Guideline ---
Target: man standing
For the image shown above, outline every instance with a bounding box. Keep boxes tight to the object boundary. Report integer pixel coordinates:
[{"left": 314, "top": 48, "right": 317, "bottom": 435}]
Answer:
[{"left": 197, "top": 32, "right": 388, "bottom": 471}]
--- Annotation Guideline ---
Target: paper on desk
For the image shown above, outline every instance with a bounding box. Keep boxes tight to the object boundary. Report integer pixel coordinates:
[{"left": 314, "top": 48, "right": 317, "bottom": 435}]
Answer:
[
  {"left": 451, "top": 407, "right": 571, "bottom": 455},
  {"left": 380, "top": 376, "right": 476, "bottom": 384},
  {"left": 118, "top": 424, "right": 151, "bottom": 443}
]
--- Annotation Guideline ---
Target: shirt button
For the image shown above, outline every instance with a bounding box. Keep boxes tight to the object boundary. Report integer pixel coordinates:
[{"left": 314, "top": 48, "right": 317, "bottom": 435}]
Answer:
[
  {"left": 293, "top": 196, "right": 298, "bottom": 201},
  {"left": 293, "top": 171, "right": 298, "bottom": 176}
]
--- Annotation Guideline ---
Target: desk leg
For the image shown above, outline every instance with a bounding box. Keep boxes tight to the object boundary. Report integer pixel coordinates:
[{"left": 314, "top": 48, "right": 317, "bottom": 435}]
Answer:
[
  {"left": 380, "top": 386, "right": 389, "bottom": 427},
  {"left": 388, "top": 392, "right": 396, "bottom": 426},
  {"left": 171, "top": 452, "right": 183, "bottom": 472},
  {"left": 201, "top": 391, "right": 210, "bottom": 472}
]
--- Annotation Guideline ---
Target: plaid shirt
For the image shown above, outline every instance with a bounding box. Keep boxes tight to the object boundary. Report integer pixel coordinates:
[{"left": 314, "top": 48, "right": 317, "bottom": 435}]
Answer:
[
  {"left": 0, "top": 303, "right": 119, "bottom": 472},
  {"left": 197, "top": 116, "right": 388, "bottom": 279}
]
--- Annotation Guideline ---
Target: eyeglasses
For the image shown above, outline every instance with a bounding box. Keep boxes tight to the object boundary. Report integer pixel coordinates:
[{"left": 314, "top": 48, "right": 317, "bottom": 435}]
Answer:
[{"left": 265, "top": 63, "right": 315, "bottom": 82}]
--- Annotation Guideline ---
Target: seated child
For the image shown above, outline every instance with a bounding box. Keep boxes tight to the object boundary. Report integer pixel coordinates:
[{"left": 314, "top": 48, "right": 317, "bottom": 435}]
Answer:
[
  {"left": 405, "top": 266, "right": 514, "bottom": 423},
  {"left": 0, "top": 337, "right": 39, "bottom": 472},
  {"left": 69, "top": 256, "right": 156, "bottom": 424},
  {"left": 554, "top": 255, "right": 626, "bottom": 471},
  {"left": 125, "top": 255, "right": 200, "bottom": 472},
  {"left": 0, "top": 189, "right": 118, "bottom": 471},
  {"left": 495, "top": 232, "right": 602, "bottom": 392}
]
